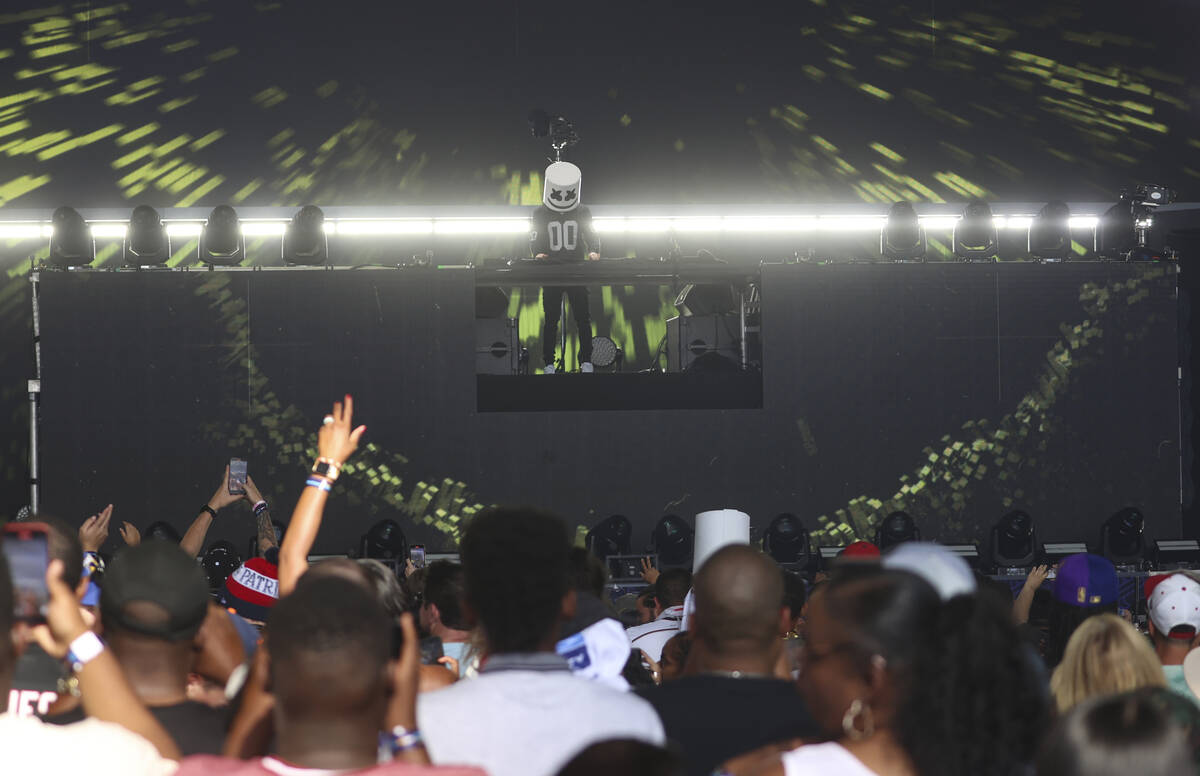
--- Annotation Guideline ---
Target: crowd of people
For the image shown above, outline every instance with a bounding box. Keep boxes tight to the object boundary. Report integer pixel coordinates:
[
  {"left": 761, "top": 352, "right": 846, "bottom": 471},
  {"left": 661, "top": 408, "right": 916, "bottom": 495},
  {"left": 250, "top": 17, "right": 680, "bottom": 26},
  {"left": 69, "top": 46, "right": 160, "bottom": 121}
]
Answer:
[{"left": 4, "top": 394, "right": 1200, "bottom": 775}]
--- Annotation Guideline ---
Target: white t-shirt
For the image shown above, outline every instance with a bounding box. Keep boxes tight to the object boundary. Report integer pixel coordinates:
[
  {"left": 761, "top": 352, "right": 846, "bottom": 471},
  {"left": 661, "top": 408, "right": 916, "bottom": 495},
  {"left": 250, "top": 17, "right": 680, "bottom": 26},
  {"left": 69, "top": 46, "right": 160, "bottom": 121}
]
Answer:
[
  {"left": 418, "top": 654, "right": 665, "bottom": 776},
  {"left": 625, "top": 605, "right": 684, "bottom": 663},
  {"left": 0, "top": 713, "right": 176, "bottom": 775},
  {"left": 782, "top": 742, "right": 878, "bottom": 776}
]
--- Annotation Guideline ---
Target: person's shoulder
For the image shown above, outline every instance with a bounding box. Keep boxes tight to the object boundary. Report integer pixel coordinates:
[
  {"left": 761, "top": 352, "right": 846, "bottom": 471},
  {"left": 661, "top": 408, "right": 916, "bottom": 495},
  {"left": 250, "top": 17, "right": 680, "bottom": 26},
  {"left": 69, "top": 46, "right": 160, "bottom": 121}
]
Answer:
[
  {"left": 781, "top": 742, "right": 871, "bottom": 775},
  {"left": 40, "top": 718, "right": 176, "bottom": 773}
]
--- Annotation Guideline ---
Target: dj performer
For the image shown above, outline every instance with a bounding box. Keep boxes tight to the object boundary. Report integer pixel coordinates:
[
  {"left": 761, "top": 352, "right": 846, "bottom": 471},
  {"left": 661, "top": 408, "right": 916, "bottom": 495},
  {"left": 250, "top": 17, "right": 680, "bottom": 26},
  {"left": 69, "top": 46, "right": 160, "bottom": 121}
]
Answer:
[{"left": 531, "top": 161, "right": 600, "bottom": 374}]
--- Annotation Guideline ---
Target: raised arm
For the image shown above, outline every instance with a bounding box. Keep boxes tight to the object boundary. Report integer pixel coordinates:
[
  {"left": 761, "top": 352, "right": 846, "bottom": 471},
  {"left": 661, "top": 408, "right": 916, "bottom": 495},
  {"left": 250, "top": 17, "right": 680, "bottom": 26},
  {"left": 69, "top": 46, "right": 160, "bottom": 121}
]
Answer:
[
  {"left": 1013, "top": 564, "right": 1050, "bottom": 625},
  {"left": 243, "top": 476, "right": 277, "bottom": 555},
  {"left": 33, "top": 560, "right": 182, "bottom": 760},
  {"left": 278, "top": 395, "right": 366, "bottom": 597},
  {"left": 181, "top": 466, "right": 243, "bottom": 558}
]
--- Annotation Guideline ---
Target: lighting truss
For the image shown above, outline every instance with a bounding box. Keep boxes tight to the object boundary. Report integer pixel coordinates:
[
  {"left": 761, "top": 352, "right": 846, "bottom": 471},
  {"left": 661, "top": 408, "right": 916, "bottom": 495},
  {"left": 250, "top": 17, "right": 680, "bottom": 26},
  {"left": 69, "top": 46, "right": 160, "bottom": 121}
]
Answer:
[{"left": 0, "top": 207, "right": 1117, "bottom": 242}]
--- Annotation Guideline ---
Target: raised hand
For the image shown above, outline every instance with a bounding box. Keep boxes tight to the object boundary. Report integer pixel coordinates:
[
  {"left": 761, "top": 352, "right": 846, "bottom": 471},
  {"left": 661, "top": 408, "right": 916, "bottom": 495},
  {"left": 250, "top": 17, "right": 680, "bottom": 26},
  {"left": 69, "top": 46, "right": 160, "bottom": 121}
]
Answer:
[
  {"left": 207, "top": 465, "right": 242, "bottom": 511},
  {"left": 31, "top": 560, "right": 92, "bottom": 658},
  {"left": 118, "top": 521, "right": 141, "bottom": 547},
  {"left": 640, "top": 557, "right": 660, "bottom": 585},
  {"left": 78, "top": 505, "right": 113, "bottom": 553},
  {"left": 318, "top": 394, "right": 367, "bottom": 465},
  {"left": 243, "top": 475, "right": 265, "bottom": 506},
  {"left": 1023, "top": 564, "right": 1051, "bottom": 591}
]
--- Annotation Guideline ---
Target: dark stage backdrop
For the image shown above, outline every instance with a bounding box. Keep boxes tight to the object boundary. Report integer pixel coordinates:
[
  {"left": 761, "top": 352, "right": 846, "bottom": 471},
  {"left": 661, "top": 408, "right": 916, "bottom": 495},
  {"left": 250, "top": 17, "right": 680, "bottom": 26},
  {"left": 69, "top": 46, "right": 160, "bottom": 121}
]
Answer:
[{"left": 36, "top": 263, "right": 1181, "bottom": 554}]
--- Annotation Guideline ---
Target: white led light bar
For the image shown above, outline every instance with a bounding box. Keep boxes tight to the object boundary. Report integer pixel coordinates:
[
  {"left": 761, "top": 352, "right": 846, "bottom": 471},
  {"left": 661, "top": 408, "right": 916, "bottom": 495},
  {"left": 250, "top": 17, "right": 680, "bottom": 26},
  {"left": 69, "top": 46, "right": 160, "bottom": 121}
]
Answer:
[
  {"left": 89, "top": 223, "right": 128, "bottom": 238},
  {"left": 432, "top": 219, "right": 530, "bottom": 235},
  {"left": 0, "top": 210, "right": 1114, "bottom": 241}
]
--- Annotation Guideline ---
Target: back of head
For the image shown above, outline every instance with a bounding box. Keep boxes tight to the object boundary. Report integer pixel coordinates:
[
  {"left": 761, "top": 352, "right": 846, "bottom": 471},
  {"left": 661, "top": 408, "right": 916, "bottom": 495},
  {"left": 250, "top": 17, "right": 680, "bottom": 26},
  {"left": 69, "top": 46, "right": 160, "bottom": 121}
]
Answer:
[
  {"left": 1047, "top": 553, "right": 1120, "bottom": 667},
  {"left": 1037, "top": 691, "right": 1193, "bottom": 776},
  {"left": 823, "top": 569, "right": 1047, "bottom": 776},
  {"left": 1050, "top": 613, "right": 1166, "bottom": 713},
  {"left": 268, "top": 576, "right": 391, "bottom": 720},
  {"left": 461, "top": 506, "right": 570, "bottom": 654},
  {"left": 355, "top": 558, "right": 407, "bottom": 619},
  {"left": 424, "top": 561, "right": 467, "bottom": 630},
  {"left": 34, "top": 515, "right": 83, "bottom": 591},
  {"left": 655, "top": 568, "right": 692, "bottom": 610},
  {"left": 555, "top": 739, "right": 682, "bottom": 776},
  {"left": 692, "top": 545, "right": 782, "bottom": 654},
  {"left": 568, "top": 547, "right": 607, "bottom": 599},
  {"left": 101, "top": 540, "right": 211, "bottom": 644}
]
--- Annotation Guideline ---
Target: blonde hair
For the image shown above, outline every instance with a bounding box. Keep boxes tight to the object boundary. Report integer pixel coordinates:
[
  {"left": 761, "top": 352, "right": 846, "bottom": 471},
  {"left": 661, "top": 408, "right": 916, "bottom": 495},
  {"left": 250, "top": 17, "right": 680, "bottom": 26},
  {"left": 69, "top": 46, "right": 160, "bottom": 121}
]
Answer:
[{"left": 1050, "top": 613, "right": 1165, "bottom": 712}]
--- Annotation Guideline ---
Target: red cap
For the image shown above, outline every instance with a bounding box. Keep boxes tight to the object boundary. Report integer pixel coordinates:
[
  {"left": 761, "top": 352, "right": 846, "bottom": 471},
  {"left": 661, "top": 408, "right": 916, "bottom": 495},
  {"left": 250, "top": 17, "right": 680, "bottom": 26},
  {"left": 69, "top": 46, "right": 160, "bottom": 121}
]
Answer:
[{"left": 841, "top": 541, "right": 881, "bottom": 558}]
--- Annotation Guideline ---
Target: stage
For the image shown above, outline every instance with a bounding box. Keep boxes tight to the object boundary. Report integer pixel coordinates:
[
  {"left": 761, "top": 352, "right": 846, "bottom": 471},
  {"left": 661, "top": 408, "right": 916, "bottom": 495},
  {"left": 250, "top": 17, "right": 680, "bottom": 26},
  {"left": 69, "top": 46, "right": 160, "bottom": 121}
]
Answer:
[{"left": 33, "top": 261, "right": 1184, "bottom": 554}]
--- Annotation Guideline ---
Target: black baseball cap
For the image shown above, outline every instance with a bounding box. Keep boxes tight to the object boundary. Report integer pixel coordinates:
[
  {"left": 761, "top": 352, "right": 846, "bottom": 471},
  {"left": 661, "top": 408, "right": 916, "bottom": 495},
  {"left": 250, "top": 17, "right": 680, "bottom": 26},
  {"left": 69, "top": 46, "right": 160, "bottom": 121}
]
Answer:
[{"left": 100, "top": 540, "right": 211, "bottom": 642}]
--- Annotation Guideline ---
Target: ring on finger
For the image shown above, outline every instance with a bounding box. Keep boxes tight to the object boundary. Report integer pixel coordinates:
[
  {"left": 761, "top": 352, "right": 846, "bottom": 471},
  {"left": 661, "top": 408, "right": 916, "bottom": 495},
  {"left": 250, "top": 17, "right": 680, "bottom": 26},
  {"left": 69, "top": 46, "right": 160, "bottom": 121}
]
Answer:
[{"left": 322, "top": 415, "right": 335, "bottom": 426}]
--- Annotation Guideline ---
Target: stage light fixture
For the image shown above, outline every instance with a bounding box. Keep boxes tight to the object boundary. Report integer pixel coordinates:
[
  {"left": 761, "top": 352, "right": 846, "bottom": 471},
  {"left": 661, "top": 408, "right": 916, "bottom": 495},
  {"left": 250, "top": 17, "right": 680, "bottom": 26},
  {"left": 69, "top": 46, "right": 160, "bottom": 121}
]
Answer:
[
  {"left": 590, "top": 336, "right": 620, "bottom": 368},
  {"left": 762, "top": 513, "right": 817, "bottom": 577},
  {"left": 201, "top": 540, "right": 242, "bottom": 591},
  {"left": 1152, "top": 540, "right": 1200, "bottom": 570},
  {"left": 880, "top": 201, "right": 925, "bottom": 262},
  {"left": 585, "top": 514, "right": 633, "bottom": 561},
  {"left": 46, "top": 206, "right": 94, "bottom": 268},
  {"left": 875, "top": 510, "right": 919, "bottom": 551},
  {"left": 1096, "top": 183, "right": 1176, "bottom": 260},
  {"left": 990, "top": 510, "right": 1037, "bottom": 570},
  {"left": 1100, "top": 506, "right": 1145, "bottom": 567},
  {"left": 200, "top": 205, "right": 245, "bottom": 266},
  {"left": 1028, "top": 201, "right": 1071, "bottom": 262},
  {"left": 652, "top": 514, "right": 695, "bottom": 567},
  {"left": 122, "top": 205, "right": 171, "bottom": 266},
  {"left": 359, "top": 518, "right": 407, "bottom": 560},
  {"left": 282, "top": 205, "right": 329, "bottom": 265},
  {"left": 952, "top": 199, "right": 998, "bottom": 262}
]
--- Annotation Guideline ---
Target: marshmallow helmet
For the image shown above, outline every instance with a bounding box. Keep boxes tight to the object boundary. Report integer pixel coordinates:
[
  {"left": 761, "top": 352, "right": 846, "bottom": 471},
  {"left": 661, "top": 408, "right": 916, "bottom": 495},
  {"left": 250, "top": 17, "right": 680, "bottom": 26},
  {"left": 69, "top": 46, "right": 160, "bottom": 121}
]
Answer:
[{"left": 544, "top": 161, "right": 581, "bottom": 213}]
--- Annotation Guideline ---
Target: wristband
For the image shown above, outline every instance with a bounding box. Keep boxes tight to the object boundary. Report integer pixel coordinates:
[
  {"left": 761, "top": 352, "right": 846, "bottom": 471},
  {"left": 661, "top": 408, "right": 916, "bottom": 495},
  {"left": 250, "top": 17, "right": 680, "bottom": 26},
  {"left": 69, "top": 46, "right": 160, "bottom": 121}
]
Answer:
[
  {"left": 82, "top": 551, "right": 105, "bottom": 578},
  {"left": 389, "top": 726, "right": 424, "bottom": 754},
  {"left": 65, "top": 631, "right": 105, "bottom": 674},
  {"left": 312, "top": 457, "right": 342, "bottom": 482},
  {"left": 305, "top": 476, "right": 333, "bottom": 493},
  {"left": 200, "top": 504, "right": 218, "bottom": 520},
  {"left": 252, "top": 500, "right": 268, "bottom": 516}
]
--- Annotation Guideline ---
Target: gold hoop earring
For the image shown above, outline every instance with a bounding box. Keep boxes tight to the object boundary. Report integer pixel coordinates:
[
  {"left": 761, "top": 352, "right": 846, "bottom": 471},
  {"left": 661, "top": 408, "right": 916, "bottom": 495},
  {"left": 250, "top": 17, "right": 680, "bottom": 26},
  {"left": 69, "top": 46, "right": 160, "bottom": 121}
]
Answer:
[{"left": 842, "top": 698, "right": 875, "bottom": 740}]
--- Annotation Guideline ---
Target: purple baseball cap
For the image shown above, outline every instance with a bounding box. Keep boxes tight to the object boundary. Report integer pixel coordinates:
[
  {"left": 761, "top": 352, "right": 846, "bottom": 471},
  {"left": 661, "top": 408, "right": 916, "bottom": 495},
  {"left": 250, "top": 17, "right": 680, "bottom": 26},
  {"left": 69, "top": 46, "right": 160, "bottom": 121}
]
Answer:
[{"left": 1053, "top": 553, "right": 1118, "bottom": 607}]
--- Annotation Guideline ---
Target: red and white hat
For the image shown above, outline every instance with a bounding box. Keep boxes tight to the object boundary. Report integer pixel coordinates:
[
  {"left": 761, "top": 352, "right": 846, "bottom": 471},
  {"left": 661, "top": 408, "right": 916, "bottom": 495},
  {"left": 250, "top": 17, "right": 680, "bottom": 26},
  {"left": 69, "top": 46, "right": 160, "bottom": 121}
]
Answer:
[
  {"left": 1146, "top": 573, "right": 1200, "bottom": 638},
  {"left": 218, "top": 557, "right": 279, "bottom": 623}
]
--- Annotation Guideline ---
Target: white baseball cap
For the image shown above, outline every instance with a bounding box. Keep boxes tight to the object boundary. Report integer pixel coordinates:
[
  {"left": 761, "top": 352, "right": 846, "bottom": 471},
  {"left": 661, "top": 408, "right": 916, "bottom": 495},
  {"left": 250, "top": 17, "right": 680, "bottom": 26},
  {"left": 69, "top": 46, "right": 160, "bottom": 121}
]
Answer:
[
  {"left": 882, "top": 542, "right": 977, "bottom": 601},
  {"left": 1147, "top": 573, "right": 1200, "bottom": 637}
]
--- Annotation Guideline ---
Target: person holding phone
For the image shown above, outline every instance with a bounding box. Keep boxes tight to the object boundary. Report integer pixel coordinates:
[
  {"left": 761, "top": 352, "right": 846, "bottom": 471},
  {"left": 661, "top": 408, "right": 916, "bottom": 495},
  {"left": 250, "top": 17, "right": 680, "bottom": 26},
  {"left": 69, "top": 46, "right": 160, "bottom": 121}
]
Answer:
[{"left": 0, "top": 548, "right": 182, "bottom": 771}]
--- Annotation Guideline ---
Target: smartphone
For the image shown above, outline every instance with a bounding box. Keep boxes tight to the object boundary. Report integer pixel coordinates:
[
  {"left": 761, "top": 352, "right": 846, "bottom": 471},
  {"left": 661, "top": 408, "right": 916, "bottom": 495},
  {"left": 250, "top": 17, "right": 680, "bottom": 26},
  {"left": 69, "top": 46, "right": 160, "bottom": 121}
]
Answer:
[
  {"left": 409, "top": 545, "right": 425, "bottom": 569},
  {"left": 3, "top": 523, "right": 51, "bottom": 623},
  {"left": 419, "top": 635, "right": 444, "bottom": 665},
  {"left": 228, "top": 458, "right": 247, "bottom": 495}
]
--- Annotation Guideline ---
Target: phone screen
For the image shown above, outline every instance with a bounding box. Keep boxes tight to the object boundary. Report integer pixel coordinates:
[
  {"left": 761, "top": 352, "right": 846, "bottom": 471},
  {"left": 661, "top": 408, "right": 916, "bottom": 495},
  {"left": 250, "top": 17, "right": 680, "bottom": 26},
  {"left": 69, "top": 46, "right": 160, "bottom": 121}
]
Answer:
[
  {"left": 3, "top": 524, "right": 50, "bottom": 623},
  {"left": 409, "top": 545, "right": 425, "bottom": 569},
  {"left": 228, "top": 458, "right": 247, "bottom": 495}
]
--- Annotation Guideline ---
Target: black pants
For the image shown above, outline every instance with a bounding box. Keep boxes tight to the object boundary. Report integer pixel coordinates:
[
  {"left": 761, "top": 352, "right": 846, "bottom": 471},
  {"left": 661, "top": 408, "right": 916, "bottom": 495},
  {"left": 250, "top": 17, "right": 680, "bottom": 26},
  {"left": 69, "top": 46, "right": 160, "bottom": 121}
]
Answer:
[{"left": 542, "top": 286, "right": 592, "bottom": 365}]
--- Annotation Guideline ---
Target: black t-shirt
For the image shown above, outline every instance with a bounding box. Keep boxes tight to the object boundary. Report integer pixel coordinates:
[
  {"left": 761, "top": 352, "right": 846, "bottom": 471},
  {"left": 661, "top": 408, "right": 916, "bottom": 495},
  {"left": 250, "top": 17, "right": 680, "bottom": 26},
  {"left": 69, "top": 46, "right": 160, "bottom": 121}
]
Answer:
[
  {"left": 637, "top": 675, "right": 819, "bottom": 776},
  {"left": 44, "top": 700, "right": 227, "bottom": 755},
  {"left": 8, "top": 644, "right": 63, "bottom": 717},
  {"left": 530, "top": 205, "right": 599, "bottom": 262}
]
